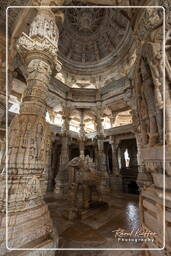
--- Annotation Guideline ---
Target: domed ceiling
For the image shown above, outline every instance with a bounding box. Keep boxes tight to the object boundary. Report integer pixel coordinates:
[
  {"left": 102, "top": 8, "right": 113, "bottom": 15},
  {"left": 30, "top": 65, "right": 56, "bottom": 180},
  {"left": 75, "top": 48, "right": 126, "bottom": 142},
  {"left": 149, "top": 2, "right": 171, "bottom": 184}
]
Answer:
[
  {"left": 57, "top": 6, "right": 133, "bottom": 88},
  {"left": 1, "top": 1, "right": 135, "bottom": 89}
]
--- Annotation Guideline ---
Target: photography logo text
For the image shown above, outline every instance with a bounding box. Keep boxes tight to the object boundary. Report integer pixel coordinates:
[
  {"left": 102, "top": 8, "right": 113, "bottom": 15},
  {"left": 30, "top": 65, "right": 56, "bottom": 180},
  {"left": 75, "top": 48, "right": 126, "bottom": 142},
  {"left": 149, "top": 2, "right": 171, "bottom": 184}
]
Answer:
[{"left": 112, "top": 225, "right": 157, "bottom": 243}]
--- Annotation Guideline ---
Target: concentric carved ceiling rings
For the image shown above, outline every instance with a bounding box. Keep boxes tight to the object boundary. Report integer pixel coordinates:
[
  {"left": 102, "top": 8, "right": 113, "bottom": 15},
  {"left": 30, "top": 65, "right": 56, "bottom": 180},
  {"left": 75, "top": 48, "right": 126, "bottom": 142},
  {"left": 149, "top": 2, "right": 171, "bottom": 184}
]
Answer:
[{"left": 58, "top": 8, "right": 132, "bottom": 72}]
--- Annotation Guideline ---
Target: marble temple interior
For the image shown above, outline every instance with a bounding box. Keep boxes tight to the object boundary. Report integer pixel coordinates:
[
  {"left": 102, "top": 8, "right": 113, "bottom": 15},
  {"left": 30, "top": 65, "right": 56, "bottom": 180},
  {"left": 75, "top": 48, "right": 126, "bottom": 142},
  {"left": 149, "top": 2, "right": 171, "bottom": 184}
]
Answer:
[{"left": 0, "top": 0, "right": 171, "bottom": 256}]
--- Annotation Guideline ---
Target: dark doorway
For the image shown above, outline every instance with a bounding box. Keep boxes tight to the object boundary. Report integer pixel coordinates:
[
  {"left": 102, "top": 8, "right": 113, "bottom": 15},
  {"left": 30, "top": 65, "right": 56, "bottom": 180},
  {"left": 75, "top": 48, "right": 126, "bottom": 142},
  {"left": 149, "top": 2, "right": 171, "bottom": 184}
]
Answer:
[{"left": 119, "top": 139, "right": 139, "bottom": 195}]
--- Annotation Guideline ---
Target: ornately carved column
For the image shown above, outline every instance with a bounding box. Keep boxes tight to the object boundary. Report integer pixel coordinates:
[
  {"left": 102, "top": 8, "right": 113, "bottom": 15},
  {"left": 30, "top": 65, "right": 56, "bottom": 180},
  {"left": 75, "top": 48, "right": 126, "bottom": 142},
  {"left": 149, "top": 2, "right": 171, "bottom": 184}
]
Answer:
[
  {"left": 79, "top": 110, "right": 85, "bottom": 158},
  {"left": 55, "top": 106, "right": 70, "bottom": 196},
  {"left": 60, "top": 108, "right": 71, "bottom": 167},
  {"left": 93, "top": 105, "right": 105, "bottom": 170},
  {"left": 110, "top": 137, "right": 119, "bottom": 176},
  {"left": 166, "top": 30, "right": 171, "bottom": 146},
  {"left": 60, "top": 119, "right": 70, "bottom": 163},
  {"left": 131, "top": 108, "right": 153, "bottom": 191},
  {"left": 109, "top": 136, "right": 122, "bottom": 192},
  {"left": 94, "top": 107, "right": 110, "bottom": 192},
  {"left": 142, "top": 42, "right": 163, "bottom": 145},
  {"left": 0, "top": 33, "right": 6, "bottom": 171},
  {"left": 0, "top": 8, "right": 62, "bottom": 253}
]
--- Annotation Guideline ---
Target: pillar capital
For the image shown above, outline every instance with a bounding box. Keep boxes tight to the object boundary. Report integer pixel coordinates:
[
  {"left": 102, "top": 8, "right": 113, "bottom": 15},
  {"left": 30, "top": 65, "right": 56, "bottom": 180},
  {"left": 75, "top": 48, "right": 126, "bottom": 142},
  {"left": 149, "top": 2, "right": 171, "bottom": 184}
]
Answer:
[
  {"left": 16, "top": 7, "right": 62, "bottom": 117},
  {"left": 16, "top": 8, "right": 62, "bottom": 74}
]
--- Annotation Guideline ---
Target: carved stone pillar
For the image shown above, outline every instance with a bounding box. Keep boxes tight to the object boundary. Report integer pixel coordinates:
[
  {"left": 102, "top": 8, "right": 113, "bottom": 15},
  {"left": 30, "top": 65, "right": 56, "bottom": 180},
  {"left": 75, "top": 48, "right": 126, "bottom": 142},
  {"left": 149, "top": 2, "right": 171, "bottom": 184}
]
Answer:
[
  {"left": 140, "top": 59, "right": 160, "bottom": 147},
  {"left": 79, "top": 110, "right": 85, "bottom": 158},
  {"left": 127, "top": 142, "right": 138, "bottom": 167},
  {"left": 134, "top": 132, "right": 145, "bottom": 187},
  {"left": 94, "top": 108, "right": 106, "bottom": 171},
  {"left": 94, "top": 108, "right": 110, "bottom": 192},
  {"left": 0, "top": 138, "right": 5, "bottom": 168},
  {"left": 120, "top": 143, "right": 126, "bottom": 169},
  {"left": 60, "top": 114, "right": 70, "bottom": 166},
  {"left": 109, "top": 136, "right": 122, "bottom": 192},
  {"left": 142, "top": 42, "right": 163, "bottom": 145},
  {"left": 0, "top": 8, "right": 62, "bottom": 253},
  {"left": 110, "top": 138, "right": 120, "bottom": 176},
  {"left": 130, "top": 110, "right": 152, "bottom": 190},
  {"left": 0, "top": 33, "right": 6, "bottom": 136},
  {"left": 60, "top": 135, "right": 69, "bottom": 166},
  {"left": 0, "top": 33, "right": 5, "bottom": 94},
  {"left": 55, "top": 109, "right": 70, "bottom": 196},
  {"left": 97, "top": 138, "right": 106, "bottom": 171},
  {"left": 166, "top": 30, "right": 171, "bottom": 146},
  {"left": 79, "top": 139, "right": 85, "bottom": 158}
]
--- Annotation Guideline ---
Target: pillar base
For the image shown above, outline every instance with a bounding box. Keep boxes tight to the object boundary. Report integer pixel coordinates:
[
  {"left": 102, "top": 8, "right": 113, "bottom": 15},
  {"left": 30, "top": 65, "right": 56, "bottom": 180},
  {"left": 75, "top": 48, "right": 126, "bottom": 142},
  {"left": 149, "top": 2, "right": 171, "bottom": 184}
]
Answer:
[
  {"left": 0, "top": 204, "right": 57, "bottom": 255},
  {"left": 2, "top": 237, "right": 56, "bottom": 256}
]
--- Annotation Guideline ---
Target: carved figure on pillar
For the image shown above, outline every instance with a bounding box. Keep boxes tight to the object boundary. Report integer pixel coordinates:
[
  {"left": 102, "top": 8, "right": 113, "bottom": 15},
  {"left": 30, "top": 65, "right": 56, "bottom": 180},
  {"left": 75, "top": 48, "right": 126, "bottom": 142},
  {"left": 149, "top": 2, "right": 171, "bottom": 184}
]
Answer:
[
  {"left": 140, "top": 59, "right": 160, "bottom": 146},
  {"left": 142, "top": 43, "right": 163, "bottom": 145}
]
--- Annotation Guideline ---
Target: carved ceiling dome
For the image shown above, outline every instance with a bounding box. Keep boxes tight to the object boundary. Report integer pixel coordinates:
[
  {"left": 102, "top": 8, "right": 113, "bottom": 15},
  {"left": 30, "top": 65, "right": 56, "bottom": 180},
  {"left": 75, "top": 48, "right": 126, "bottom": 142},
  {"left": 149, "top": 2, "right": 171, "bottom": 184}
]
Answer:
[
  {"left": 58, "top": 7, "right": 131, "bottom": 73},
  {"left": 66, "top": 8, "right": 105, "bottom": 33}
]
